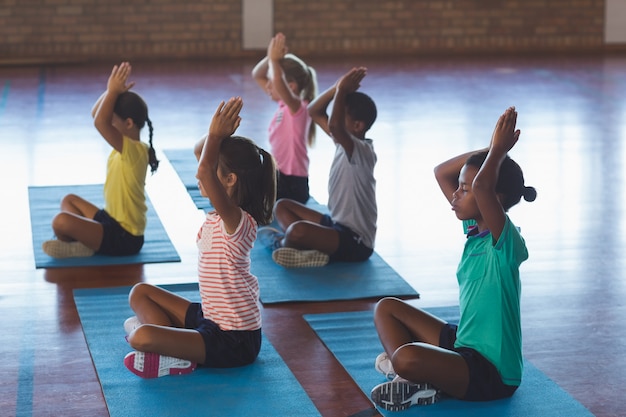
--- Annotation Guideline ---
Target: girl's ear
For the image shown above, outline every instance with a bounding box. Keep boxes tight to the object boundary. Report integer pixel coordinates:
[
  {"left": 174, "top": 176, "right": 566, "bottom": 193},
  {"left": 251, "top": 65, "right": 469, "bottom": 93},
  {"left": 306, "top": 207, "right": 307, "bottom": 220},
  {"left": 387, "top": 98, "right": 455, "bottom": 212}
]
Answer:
[
  {"left": 352, "top": 120, "right": 365, "bottom": 136},
  {"left": 123, "top": 117, "right": 135, "bottom": 130},
  {"left": 225, "top": 172, "right": 238, "bottom": 188},
  {"left": 287, "top": 80, "right": 299, "bottom": 95}
]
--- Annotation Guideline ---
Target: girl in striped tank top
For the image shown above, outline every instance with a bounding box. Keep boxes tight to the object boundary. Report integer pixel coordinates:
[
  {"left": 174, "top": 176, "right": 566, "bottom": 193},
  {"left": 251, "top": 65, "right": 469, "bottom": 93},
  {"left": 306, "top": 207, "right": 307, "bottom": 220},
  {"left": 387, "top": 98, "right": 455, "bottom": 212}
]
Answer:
[{"left": 123, "top": 97, "right": 276, "bottom": 378}]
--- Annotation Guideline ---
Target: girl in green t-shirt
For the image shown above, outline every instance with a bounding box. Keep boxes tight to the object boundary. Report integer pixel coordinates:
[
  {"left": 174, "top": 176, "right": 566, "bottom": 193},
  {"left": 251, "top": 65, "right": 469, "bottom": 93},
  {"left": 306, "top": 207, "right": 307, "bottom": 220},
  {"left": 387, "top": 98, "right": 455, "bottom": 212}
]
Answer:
[{"left": 371, "top": 107, "right": 537, "bottom": 411}]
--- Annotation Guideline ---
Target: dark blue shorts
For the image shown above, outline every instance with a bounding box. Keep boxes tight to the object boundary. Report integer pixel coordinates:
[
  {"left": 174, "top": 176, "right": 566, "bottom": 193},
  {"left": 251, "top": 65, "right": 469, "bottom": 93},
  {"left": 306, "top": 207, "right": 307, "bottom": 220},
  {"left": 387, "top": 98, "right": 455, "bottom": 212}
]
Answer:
[
  {"left": 320, "top": 214, "right": 373, "bottom": 262},
  {"left": 277, "top": 171, "right": 309, "bottom": 204},
  {"left": 185, "top": 303, "right": 262, "bottom": 368},
  {"left": 93, "top": 210, "right": 143, "bottom": 256},
  {"left": 440, "top": 323, "right": 518, "bottom": 401}
]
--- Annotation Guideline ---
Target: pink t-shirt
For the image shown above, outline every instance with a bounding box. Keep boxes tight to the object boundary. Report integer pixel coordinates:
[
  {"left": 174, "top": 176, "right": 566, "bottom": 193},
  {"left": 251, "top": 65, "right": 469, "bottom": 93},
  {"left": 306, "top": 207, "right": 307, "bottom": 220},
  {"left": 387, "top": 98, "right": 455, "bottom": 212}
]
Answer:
[{"left": 268, "top": 100, "right": 310, "bottom": 177}]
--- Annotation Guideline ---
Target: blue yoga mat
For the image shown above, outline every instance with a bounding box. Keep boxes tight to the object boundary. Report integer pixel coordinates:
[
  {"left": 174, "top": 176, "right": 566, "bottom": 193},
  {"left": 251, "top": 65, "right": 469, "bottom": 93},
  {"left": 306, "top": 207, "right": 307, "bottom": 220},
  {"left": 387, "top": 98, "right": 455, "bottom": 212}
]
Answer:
[
  {"left": 304, "top": 308, "right": 595, "bottom": 417},
  {"left": 29, "top": 184, "right": 180, "bottom": 268},
  {"left": 252, "top": 243, "right": 419, "bottom": 304},
  {"left": 74, "top": 284, "right": 320, "bottom": 417},
  {"left": 253, "top": 198, "right": 418, "bottom": 303},
  {"left": 164, "top": 148, "right": 419, "bottom": 304},
  {"left": 163, "top": 148, "right": 212, "bottom": 211}
]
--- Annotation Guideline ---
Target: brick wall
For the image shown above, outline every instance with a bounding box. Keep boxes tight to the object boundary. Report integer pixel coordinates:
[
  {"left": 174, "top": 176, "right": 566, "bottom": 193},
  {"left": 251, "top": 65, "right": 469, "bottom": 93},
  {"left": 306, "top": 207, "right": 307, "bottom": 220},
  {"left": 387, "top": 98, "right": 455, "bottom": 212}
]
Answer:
[{"left": 0, "top": 0, "right": 609, "bottom": 65}]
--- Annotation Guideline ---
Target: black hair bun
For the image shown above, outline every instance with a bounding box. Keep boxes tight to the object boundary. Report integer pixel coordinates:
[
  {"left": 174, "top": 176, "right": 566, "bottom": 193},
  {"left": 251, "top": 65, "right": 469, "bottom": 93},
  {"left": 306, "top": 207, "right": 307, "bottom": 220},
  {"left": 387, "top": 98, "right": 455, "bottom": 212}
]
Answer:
[{"left": 523, "top": 186, "right": 537, "bottom": 202}]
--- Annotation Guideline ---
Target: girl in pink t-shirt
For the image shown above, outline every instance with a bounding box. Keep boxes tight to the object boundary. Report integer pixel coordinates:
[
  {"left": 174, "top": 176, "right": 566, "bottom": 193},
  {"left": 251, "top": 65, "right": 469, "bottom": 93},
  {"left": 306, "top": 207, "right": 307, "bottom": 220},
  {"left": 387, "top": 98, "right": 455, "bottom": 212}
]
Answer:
[{"left": 252, "top": 32, "right": 317, "bottom": 204}]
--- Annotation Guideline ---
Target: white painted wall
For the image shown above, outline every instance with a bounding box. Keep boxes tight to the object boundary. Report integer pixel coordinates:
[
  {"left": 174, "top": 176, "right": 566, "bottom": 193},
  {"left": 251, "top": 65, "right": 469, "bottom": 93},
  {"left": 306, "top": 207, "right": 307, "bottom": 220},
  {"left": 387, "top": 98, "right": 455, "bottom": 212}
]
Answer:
[
  {"left": 606, "top": 0, "right": 626, "bottom": 43},
  {"left": 242, "top": 0, "right": 273, "bottom": 49}
]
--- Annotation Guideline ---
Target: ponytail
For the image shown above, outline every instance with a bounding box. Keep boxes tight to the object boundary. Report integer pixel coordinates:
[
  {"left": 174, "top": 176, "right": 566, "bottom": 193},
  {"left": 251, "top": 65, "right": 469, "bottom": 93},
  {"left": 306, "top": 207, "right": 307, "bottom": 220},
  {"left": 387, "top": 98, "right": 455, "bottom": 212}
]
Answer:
[
  {"left": 114, "top": 91, "right": 158, "bottom": 174},
  {"left": 146, "top": 117, "right": 159, "bottom": 174},
  {"left": 219, "top": 136, "right": 277, "bottom": 225},
  {"left": 258, "top": 147, "right": 277, "bottom": 225},
  {"left": 281, "top": 54, "right": 318, "bottom": 146}
]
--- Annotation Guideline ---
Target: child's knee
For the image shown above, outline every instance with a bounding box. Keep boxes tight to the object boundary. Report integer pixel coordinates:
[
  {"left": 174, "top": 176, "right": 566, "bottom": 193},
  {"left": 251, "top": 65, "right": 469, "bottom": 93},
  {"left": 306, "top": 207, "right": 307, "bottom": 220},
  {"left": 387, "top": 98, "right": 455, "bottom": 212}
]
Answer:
[
  {"left": 51, "top": 212, "right": 72, "bottom": 233},
  {"left": 127, "top": 325, "right": 154, "bottom": 352},
  {"left": 128, "top": 282, "right": 152, "bottom": 308},
  {"left": 285, "top": 221, "right": 309, "bottom": 243},
  {"left": 392, "top": 344, "right": 427, "bottom": 377},
  {"left": 374, "top": 297, "right": 402, "bottom": 317},
  {"left": 274, "top": 198, "right": 293, "bottom": 218}
]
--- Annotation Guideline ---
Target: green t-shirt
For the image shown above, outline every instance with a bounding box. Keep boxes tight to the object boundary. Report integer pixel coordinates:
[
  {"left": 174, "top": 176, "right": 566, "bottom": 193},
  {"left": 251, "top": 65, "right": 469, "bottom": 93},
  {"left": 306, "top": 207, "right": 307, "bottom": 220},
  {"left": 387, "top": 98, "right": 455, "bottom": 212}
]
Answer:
[{"left": 455, "top": 216, "right": 527, "bottom": 386}]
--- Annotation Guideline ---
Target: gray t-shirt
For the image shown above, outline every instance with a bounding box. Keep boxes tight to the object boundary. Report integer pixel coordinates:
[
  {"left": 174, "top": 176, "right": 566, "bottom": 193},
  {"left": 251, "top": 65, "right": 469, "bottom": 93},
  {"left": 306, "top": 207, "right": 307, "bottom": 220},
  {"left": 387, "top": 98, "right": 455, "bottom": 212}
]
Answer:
[{"left": 327, "top": 135, "right": 377, "bottom": 249}]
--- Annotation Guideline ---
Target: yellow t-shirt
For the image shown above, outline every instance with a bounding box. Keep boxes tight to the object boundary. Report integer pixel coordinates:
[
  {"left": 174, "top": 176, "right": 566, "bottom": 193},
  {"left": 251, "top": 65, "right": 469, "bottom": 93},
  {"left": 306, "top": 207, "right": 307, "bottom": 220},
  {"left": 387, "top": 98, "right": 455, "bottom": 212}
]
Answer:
[{"left": 103, "top": 136, "right": 149, "bottom": 236}]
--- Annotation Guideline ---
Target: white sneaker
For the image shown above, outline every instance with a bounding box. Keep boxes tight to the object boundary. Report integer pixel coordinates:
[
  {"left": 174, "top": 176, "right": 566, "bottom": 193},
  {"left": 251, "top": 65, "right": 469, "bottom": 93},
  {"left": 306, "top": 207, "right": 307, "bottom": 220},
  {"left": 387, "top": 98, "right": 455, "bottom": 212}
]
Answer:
[
  {"left": 42, "top": 240, "right": 94, "bottom": 258},
  {"left": 375, "top": 352, "right": 396, "bottom": 380},
  {"left": 272, "top": 247, "right": 329, "bottom": 268},
  {"left": 124, "top": 351, "right": 197, "bottom": 378},
  {"left": 257, "top": 226, "right": 284, "bottom": 250},
  {"left": 370, "top": 380, "right": 439, "bottom": 411},
  {"left": 124, "top": 316, "right": 141, "bottom": 335}
]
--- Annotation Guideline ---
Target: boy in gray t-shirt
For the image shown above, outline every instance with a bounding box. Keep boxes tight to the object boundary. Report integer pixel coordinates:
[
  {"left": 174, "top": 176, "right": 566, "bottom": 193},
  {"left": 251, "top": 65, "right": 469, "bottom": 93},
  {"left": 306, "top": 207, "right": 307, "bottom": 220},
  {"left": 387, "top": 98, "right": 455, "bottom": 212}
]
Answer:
[{"left": 258, "top": 67, "right": 378, "bottom": 268}]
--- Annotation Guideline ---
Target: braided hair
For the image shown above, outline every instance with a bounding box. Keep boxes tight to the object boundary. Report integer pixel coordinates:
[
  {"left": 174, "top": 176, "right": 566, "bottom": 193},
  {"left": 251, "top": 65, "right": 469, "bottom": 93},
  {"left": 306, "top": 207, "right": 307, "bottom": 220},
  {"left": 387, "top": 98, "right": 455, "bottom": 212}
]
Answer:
[{"left": 113, "top": 91, "right": 159, "bottom": 174}]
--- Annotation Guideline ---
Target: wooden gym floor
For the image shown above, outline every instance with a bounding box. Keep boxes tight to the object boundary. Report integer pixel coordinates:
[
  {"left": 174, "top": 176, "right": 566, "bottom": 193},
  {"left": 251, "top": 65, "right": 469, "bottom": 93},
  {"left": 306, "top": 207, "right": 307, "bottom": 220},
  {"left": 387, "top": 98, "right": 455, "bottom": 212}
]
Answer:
[{"left": 1, "top": 52, "right": 625, "bottom": 417}]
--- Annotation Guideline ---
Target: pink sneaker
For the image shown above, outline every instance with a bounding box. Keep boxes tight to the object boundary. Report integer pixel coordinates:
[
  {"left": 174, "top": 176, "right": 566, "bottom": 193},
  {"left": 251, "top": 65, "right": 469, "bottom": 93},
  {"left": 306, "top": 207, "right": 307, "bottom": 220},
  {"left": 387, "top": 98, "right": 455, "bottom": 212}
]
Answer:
[{"left": 124, "top": 351, "right": 197, "bottom": 378}]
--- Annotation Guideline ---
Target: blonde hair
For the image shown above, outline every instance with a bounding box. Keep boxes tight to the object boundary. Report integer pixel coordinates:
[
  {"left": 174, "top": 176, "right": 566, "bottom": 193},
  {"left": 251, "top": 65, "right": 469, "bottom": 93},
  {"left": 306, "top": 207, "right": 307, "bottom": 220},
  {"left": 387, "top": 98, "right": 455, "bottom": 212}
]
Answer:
[{"left": 280, "top": 53, "right": 318, "bottom": 146}]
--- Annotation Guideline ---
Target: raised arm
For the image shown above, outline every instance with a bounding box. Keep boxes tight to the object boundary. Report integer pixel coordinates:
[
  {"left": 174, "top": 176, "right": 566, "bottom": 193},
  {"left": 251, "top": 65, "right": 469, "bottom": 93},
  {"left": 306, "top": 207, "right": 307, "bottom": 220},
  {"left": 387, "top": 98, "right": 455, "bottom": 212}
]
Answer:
[
  {"left": 472, "top": 106, "right": 520, "bottom": 241},
  {"left": 193, "top": 134, "right": 207, "bottom": 161},
  {"left": 307, "top": 83, "right": 336, "bottom": 137},
  {"left": 93, "top": 62, "right": 135, "bottom": 152},
  {"left": 434, "top": 149, "right": 486, "bottom": 205},
  {"left": 328, "top": 67, "right": 367, "bottom": 157},
  {"left": 268, "top": 33, "right": 302, "bottom": 114},
  {"left": 196, "top": 97, "right": 243, "bottom": 234},
  {"left": 251, "top": 55, "right": 270, "bottom": 91},
  {"left": 91, "top": 92, "right": 106, "bottom": 118}
]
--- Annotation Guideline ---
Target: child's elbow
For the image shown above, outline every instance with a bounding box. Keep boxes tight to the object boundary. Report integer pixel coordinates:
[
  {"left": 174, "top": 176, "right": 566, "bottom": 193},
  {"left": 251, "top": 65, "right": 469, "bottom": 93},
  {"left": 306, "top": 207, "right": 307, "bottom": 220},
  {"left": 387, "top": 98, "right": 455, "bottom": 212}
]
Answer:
[
  {"left": 196, "top": 163, "right": 211, "bottom": 180},
  {"left": 327, "top": 119, "right": 343, "bottom": 136},
  {"left": 93, "top": 118, "right": 106, "bottom": 133},
  {"left": 471, "top": 176, "right": 494, "bottom": 195}
]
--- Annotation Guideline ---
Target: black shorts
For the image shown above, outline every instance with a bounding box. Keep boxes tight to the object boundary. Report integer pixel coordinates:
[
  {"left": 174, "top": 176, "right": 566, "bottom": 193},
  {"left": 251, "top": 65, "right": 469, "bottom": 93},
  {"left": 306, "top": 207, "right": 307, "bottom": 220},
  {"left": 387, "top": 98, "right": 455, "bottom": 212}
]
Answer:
[
  {"left": 93, "top": 210, "right": 144, "bottom": 256},
  {"left": 320, "top": 215, "right": 373, "bottom": 262},
  {"left": 277, "top": 171, "right": 309, "bottom": 204},
  {"left": 185, "top": 303, "right": 262, "bottom": 368},
  {"left": 440, "top": 323, "right": 518, "bottom": 401}
]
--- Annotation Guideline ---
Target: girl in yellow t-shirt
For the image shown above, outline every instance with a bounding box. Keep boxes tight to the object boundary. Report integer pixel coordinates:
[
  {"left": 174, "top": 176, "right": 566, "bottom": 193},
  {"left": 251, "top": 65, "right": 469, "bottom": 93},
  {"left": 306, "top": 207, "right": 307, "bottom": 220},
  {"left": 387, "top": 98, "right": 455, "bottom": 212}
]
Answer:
[{"left": 42, "top": 62, "right": 159, "bottom": 258}]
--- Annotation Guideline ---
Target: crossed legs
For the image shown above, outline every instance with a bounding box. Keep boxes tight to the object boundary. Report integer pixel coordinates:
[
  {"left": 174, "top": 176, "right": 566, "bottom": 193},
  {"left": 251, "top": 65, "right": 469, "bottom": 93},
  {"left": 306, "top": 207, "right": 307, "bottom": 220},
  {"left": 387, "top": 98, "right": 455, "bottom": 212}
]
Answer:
[
  {"left": 50, "top": 193, "right": 104, "bottom": 251},
  {"left": 126, "top": 283, "right": 206, "bottom": 364},
  {"left": 373, "top": 297, "right": 470, "bottom": 399},
  {"left": 274, "top": 198, "right": 339, "bottom": 255}
]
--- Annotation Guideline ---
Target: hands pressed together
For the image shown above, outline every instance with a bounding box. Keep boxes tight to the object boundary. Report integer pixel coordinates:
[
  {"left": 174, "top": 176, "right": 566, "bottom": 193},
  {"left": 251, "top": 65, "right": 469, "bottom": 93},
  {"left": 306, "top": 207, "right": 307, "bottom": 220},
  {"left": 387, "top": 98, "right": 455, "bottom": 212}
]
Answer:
[
  {"left": 337, "top": 67, "right": 367, "bottom": 94},
  {"left": 209, "top": 97, "right": 243, "bottom": 142},
  {"left": 107, "top": 62, "right": 135, "bottom": 95},
  {"left": 490, "top": 106, "right": 521, "bottom": 154},
  {"left": 268, "top": 32, "right": 288, "bottom": 61}
]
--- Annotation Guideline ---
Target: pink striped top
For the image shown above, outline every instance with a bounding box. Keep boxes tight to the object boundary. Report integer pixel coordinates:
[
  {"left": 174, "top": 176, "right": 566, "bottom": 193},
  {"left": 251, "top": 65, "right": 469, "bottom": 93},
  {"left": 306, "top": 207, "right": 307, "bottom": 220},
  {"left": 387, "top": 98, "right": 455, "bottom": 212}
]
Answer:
[{"left": 196, "top": 209, "right": 261, "bottom": 331}]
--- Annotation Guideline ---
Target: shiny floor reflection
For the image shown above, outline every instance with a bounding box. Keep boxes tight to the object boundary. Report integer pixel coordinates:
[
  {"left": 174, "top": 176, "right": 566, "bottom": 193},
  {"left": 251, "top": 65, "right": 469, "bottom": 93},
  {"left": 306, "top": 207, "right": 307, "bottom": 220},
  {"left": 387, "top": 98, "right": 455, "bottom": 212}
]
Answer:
[{"left": 1, "top": 53, "right": 625, "bottom": 416}]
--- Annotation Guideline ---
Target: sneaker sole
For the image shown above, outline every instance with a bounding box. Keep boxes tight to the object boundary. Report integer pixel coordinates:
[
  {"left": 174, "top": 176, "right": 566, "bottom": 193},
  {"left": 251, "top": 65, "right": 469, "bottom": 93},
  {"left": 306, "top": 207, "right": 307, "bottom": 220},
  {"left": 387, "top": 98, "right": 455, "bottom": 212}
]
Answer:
[
  {"left": 272, "top": 247, "right": 329, "bottom": 268},
  {"left": 124, "top": 351, "right": 196, "bottom": 378},
  {"left": 371, "top": 381, "right": 439, "bottom": 411},
  {"left": 42, "top": 240, "right": 94, "bottom": 258}
]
